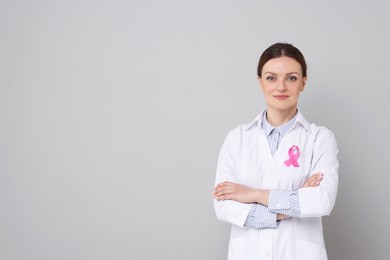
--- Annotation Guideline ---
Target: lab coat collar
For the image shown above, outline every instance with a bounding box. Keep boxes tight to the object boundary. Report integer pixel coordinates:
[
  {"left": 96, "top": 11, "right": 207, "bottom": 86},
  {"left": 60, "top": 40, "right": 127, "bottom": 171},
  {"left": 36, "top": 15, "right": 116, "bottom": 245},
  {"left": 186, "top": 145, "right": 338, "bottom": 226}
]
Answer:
[{"left": 244, "top": 108, "right": 311, "bottom": 133}]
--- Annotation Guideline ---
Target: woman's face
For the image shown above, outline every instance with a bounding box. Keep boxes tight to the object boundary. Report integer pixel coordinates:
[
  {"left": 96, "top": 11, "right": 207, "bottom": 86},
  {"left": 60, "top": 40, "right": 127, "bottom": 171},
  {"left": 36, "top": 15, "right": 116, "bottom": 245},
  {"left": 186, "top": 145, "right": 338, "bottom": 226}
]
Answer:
[{"left": 259, "top": 56, "right": 306, "bottom": 113}]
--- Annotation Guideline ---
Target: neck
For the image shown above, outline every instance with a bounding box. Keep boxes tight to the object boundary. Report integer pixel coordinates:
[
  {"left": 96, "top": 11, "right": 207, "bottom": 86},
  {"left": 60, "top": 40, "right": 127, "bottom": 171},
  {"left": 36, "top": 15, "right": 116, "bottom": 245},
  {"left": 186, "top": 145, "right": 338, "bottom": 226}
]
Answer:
[{"left": 266, "top": 107, "right": 298, "bottom": 127}]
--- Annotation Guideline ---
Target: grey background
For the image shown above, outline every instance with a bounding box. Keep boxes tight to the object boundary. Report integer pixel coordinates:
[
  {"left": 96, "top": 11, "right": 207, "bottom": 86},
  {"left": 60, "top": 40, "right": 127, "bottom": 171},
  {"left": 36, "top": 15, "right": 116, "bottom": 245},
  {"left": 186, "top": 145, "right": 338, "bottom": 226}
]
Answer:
[{"left": 1, "top": 0, "right": 389, "bottom": 259}]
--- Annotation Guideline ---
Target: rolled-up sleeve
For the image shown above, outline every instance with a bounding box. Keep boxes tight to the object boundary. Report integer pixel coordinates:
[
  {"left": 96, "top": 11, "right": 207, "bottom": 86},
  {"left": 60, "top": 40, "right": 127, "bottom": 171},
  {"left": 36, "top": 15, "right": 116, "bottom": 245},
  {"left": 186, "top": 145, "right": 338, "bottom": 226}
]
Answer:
[
  {"left": 245, "top": 204, "right": 278, "bottom": 229},
  {"left": 268, "top": 189, "right": 300, "bottom": 217}
]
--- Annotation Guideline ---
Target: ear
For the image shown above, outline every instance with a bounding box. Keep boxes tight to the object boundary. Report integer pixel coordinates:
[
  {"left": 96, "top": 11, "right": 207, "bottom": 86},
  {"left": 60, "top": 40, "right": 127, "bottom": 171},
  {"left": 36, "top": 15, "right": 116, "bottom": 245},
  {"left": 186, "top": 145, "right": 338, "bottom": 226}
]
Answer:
[{"left": 300, "top": 77, "right": 307, "bottom": 92}]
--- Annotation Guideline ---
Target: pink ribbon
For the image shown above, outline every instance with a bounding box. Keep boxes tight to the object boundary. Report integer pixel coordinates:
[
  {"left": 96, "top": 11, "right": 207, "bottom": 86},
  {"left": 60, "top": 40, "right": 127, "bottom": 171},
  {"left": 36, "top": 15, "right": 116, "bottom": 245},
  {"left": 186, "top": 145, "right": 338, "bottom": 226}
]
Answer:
[{"left": 284, "top": 145, "right": 300, "bottom": 167}]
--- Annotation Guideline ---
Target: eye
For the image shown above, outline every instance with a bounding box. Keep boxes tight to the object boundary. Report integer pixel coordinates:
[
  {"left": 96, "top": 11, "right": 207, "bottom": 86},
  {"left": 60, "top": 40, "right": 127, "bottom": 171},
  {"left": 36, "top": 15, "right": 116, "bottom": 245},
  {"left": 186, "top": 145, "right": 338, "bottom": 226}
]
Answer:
[
  {"left": 287, "top": 76, "right": 298, "bottom": 81},
  {"left": 266, "top": 76, "right": 276, "bottom": 81}
]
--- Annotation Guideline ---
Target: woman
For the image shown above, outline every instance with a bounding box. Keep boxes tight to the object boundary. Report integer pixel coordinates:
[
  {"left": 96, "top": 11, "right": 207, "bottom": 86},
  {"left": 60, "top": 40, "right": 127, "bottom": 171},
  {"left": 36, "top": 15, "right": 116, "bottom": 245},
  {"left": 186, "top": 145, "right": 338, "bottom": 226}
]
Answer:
[{"left": 213, "top": 43, "right": 339, "bottom": 260}]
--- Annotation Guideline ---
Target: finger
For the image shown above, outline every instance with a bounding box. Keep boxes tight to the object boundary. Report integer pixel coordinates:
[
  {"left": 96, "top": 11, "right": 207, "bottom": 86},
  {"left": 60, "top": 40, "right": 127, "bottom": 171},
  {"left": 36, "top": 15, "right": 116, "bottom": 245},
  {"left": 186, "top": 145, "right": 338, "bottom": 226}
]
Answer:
[
  {"left": 304, "top": 175, "right": 321, "bottom": 187},
  {"left": 214, "top": 181, "right": 232, "bottom": 190},
  {"left": 312, "top": 176, "right": 321, "bottom": 183},
  {"left": 213, "top": 192, "right": 230, "bottom": 200},
  {"left": 311, "top": 175, "right": 323, "bottom": 186},
  {"left": 213, "top": 185, "right": 227, "bottom": 195},
  {"left": 214, "top": 193, "right": 233, "bottom": 201},
  {"left": 213, "top": 184, "right": 227, "bottom": 194},
  {"left": 214, "top": 186, "right": 235, "bottom": 197},
  {"left": 310, "top": 173, "right": 323, "bottom": 182},
  {"left": 215, "top": 182, "right": 236, "bottom": 192},
  {"left": 311, "top": 178, "right": 321, "bottom": 186},
  {"left": 304, "top": 176, "right": 315, "bottom": 187},
  {"left": 213, "top": 184, "right": 225, "bottom": 194},
  {"left": 315, "top": 174, "right": 324, "bottom": 183}
]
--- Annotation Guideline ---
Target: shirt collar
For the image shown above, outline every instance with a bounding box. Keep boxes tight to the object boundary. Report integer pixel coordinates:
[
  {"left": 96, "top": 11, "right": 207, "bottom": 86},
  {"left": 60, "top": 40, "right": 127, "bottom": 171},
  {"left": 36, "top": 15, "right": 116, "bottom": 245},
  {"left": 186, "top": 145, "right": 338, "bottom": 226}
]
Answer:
[
  {"left": 262, "top": 111, "right": 297, "bottom": 137},
  {"left": 244, "top": 108, "right": 311, "bottom": 133}
]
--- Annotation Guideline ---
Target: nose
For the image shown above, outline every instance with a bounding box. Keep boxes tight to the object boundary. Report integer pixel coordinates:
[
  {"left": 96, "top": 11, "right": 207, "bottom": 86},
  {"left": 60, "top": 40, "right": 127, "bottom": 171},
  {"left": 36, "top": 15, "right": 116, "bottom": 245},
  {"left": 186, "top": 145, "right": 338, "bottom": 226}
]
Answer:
[{"left": 276, "top": 80, "right": 287, "bottom": 92}]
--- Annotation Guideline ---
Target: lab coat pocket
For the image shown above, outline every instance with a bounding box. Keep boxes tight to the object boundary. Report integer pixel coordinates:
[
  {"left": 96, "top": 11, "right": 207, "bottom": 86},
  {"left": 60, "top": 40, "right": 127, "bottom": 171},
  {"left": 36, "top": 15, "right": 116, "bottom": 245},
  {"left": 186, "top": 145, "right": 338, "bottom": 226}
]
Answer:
[
  {"left": 296, "top": 217, "right": 324, "bottom": 246},
  {"left": 296, "top": 239, "right": 327, "bottom": 260},
  {"left": 295, "top": 217, "right": 327, "bottom": 259}
]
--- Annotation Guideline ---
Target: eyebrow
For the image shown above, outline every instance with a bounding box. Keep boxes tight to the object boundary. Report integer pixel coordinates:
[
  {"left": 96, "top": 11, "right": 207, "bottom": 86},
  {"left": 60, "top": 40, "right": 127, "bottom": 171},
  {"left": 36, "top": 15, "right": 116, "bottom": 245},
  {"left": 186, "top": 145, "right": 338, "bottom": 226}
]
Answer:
[{"left": 263, "top": 72, "right": 301, "bottom": 75}]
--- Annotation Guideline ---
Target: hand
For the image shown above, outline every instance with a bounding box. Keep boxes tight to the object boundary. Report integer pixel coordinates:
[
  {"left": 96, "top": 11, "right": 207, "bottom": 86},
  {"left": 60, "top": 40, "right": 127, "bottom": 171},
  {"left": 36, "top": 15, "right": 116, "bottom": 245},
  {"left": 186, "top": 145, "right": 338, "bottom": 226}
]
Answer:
[
  {"left": 303, "top": 172, "right": 323, "bottom": 188},
  {"left": 213, "top": 181, "right": 266, "bottom": 204}
]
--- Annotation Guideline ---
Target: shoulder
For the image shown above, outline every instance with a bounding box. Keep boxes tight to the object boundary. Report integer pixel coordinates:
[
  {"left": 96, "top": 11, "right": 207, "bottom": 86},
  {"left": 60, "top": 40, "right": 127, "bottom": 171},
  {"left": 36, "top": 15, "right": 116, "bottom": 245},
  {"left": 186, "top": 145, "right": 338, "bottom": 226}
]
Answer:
[
  {"left": 227, "top": 118, "right": 260, "bottom": 138},
  {"left": 223, "top": 124, "right": 246, "bottom": 144},
  {"left": 307, "top": 124, "right": 338, "bottom": 153},
  {"left": 222, "top": 116, "right": 261, "bottom": 145},
  {"left": 309, "top": 124, "right": 336, "bottom": 140},
  {"left": 297, "top": 111, "right": 336, "bottom": 141}
]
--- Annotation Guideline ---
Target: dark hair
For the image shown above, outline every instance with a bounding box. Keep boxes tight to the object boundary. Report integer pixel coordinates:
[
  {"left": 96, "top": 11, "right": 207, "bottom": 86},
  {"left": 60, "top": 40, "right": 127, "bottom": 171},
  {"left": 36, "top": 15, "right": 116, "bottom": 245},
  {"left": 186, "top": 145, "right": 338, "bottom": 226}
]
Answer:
[{"left": 257, "top": 43, "right": 307, "bottom": 78}]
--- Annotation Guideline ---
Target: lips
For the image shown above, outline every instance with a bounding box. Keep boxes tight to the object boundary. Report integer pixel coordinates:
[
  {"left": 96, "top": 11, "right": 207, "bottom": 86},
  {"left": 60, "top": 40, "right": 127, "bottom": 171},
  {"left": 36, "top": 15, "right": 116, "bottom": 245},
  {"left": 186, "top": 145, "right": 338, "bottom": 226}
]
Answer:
[{"left": 273, "top": 95, "right": 289, "bottom": 100}]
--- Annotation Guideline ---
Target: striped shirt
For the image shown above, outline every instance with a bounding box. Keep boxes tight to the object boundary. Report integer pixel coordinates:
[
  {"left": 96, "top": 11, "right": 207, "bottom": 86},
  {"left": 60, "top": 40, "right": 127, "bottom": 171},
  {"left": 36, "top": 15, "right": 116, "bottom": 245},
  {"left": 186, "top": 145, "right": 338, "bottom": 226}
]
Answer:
[
  {"left": 262, "top": 112, "right": 297, "bottom": 155},
  {"left": 245, "top": 111, "right": 301, "bottom": 229}
]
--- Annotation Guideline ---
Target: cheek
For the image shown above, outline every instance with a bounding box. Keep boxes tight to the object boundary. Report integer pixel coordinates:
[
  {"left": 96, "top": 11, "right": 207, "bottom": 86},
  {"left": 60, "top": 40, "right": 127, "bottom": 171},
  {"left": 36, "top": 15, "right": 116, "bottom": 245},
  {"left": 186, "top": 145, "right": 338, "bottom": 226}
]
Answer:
[
  {"left": 264, "top": 89, "right": 275, "bottom": 97},
  {"left": 260, "top": 83, "right": 274, "bottom": 93},
  {"left": 289, "top": 83, "right": 304, "bottom": 93}
]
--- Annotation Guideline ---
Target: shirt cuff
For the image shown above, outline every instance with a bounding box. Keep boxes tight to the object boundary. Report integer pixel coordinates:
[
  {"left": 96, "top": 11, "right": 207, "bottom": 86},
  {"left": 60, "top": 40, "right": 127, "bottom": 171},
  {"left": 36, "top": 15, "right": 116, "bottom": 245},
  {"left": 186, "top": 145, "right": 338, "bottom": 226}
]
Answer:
[
  {"left": 268, "top": 189, "right": 301, "bottom": 217},
  {"left": 245, "top": 204, "right": 278, "bottom": 229}
]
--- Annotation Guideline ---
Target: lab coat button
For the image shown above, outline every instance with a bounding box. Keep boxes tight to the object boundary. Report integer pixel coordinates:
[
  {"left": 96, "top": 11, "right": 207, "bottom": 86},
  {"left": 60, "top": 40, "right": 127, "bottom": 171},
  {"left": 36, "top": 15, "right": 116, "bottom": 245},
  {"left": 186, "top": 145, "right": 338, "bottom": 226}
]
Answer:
[
  {"left": 277, "top": 203, "right": 281, "bottom": 208},
  {"left": 265, "top": 251, "right": 271, "bottom": 257}
]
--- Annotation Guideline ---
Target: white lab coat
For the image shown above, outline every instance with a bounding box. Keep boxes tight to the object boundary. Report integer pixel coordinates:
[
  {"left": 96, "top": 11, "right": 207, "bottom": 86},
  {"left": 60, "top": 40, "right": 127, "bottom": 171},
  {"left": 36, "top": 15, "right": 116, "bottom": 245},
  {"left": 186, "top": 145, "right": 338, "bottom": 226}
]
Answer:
[{"left": 214, "top": 110, "right": 339, "bottom": 260}]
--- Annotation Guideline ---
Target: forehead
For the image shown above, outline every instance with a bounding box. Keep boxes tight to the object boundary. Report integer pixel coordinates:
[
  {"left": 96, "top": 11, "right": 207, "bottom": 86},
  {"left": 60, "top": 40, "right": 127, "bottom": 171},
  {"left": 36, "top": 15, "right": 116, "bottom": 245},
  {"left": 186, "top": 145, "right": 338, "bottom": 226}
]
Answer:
[{"left": 262, "top": 56, "right": 302, "bottom": 74}]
